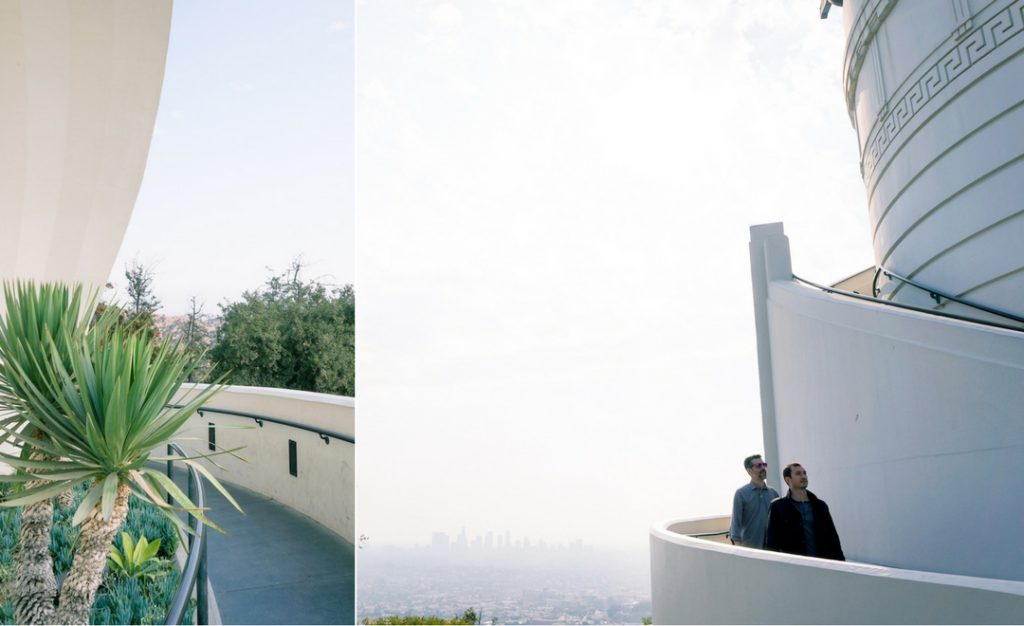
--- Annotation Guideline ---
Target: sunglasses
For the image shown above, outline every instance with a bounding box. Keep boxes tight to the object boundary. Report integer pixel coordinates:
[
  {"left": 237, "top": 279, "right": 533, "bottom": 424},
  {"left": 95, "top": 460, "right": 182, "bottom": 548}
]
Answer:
[{"left": 750, "top": 462, "right": 768, "bottom": 469}]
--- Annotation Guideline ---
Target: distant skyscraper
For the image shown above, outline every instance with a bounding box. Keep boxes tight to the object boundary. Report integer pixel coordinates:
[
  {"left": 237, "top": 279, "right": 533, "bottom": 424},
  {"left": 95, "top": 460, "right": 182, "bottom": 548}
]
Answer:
[
  {"left": 455, "top": 526, "right": 468, "bottom": 551},
  {"left": 485, "top": 531, "right": 494, "bottom": 549},
  {"left": 431, "top": 532, "right": 450, "bottom": 551}
]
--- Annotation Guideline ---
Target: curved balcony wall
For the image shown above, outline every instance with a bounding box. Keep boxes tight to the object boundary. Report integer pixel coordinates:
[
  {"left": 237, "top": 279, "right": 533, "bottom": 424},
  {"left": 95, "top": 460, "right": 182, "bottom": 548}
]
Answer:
[
  {"left": 172, "top": 385, "right": 355, "bottom": 544},
  {"left": 750, "top": 225, "right": 1024, "bottom": 584},
  {"left": 650, "top": 517, "right": 1024, "bottom": 624},
  {"left": 840, "top": 0, "right": 1024, "bottom": 315},
  {"left": 0, "top": 1, "right": 170, "bottom": 293}
]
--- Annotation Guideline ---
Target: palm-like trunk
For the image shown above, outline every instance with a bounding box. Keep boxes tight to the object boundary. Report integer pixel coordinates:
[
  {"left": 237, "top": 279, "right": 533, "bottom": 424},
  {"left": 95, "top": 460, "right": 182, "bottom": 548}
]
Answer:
[
  {"left": 13, "top": 450, "right": 57, "bottom": 625},
  {"left": 56, "top": 489, "right": 75, "bottom": 509},
  {"left": 55, "top": 482, "right": 131, "bottom": 625}
]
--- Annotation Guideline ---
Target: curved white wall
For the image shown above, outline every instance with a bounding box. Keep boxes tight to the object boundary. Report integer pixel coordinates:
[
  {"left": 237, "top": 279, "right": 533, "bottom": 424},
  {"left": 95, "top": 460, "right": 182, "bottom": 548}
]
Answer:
[
  {"left": 651, "top": 517, "right": 1024, "bottom": 624},
  {"left": 751, "top": 226, "right": 1024, "bottom": 583},
  {"left": 840, "top": 0, "right": 1024, "bottom": 314},
  {"left": 0, "top": 1, "right": 170, "bottom": 290},
  {"left": 172, "top": 385, "right": 355, "bottom": 544}
]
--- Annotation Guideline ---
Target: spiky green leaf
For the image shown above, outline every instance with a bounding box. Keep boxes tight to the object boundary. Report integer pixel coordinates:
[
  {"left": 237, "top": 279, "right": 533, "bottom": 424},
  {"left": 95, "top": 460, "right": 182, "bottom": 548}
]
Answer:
[
  {"left": 72, "top": 480, "right": 105, "bottom": 526},
  {"left": 0, "top": 478, "right": 76, "bottom": 507}
]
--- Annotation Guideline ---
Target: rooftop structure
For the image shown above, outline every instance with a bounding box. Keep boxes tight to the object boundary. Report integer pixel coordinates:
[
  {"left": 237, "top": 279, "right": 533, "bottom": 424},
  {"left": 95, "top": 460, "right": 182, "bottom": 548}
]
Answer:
[{"left": 651, "top": 1, "right": 1024, "bottom": 622}]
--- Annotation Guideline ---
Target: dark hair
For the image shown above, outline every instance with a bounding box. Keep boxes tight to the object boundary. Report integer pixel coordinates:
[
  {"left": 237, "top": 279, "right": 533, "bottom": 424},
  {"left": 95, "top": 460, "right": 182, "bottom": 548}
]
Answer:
[
  {"left": 743, "top": 454, "right": 763, "bottom": 469},
  {"left": 783, "top": 462, "right": 803, "bottom": 479}
]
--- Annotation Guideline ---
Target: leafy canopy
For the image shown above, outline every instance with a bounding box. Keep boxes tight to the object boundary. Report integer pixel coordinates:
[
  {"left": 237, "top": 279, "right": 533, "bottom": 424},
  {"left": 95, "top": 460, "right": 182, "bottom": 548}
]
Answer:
[{"left": 210, "top": 261, "right": 354, "bottom": 395}]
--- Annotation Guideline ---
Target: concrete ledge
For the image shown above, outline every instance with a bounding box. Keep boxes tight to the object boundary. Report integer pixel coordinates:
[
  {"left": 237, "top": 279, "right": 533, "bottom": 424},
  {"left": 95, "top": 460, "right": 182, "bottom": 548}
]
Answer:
[{"left": 651, "top": 516, "right": 1024, "bottom": 624}]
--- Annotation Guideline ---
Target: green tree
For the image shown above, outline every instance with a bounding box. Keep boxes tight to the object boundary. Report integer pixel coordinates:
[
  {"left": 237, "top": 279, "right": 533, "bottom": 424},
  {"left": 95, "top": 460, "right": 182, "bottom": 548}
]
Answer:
[
  {"left": 92, "top": 301, "right": 160, "bottom": 338},
  {"left": 120, "top": 261, "right": 162, "bottom": 338},
  {"left": 165, "top": 296, "right": 212, "bottom": 382},
  {"left": 210, "top": 261, "right": 355, "bottom": 395},
  {"left": 181, "top": 296, "right": 210, "bottom": 353},
  {"left": 124, "top": 261, "right": 160, "bottom": 316}
]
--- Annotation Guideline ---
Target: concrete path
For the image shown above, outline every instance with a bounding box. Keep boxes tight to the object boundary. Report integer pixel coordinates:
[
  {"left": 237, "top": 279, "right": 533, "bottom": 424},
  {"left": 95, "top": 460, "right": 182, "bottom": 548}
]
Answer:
[{"left": 171, "top": 472, "right": 355, "bottom": 624}]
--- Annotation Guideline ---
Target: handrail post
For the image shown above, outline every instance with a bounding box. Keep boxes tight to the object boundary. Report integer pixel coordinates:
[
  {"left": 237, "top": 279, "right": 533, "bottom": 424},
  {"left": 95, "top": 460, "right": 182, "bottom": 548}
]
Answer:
[
  {"left": 187, "top": 468, "right": 196, "bottom": 552},
  {"left": 198, "top": 533, "right": 209, "bottom": 625},
  {"left": 164, "top": 441, "right": 209, "bottom": 626},
  {"left": 166, "top": 443, "right": 174, "bottom": 506}
]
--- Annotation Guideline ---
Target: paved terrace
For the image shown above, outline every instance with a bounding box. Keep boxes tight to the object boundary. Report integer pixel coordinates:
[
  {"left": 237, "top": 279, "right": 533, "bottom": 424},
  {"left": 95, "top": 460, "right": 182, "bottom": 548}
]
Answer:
[{"left": 170, "top": 472, "right": 355, "bottom": 624}]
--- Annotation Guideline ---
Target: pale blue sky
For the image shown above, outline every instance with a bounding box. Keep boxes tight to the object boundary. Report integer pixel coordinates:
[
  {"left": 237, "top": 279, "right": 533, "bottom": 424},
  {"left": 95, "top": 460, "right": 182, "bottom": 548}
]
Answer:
[
  {"left": 357, "top": 1, "right": 871, "bottom": 550},
  {"left": 111, "top": 0, "right": 354, "bottom": 315}
]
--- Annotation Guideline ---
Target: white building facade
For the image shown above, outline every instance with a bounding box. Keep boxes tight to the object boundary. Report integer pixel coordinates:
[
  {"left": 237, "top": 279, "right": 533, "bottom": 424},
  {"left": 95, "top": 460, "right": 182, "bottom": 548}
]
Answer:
[
  {"left": 0, "top": 1, "right": 171, "bottom": 291},
  {"left": 651, "top": 1, "right": 1024, "bottom": 622}
]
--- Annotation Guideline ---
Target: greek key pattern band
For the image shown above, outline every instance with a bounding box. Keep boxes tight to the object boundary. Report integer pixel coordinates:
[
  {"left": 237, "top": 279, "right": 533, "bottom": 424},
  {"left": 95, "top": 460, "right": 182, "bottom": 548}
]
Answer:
[{"left": 861, "top": 0, "right": 1024, "bottom": 182}]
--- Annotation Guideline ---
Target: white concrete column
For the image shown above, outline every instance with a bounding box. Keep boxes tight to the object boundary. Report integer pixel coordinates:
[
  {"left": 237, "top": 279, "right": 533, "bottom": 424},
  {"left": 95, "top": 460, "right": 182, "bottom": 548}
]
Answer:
[{"left": 748, "top": 222, "right": 791, "bottom": 493}]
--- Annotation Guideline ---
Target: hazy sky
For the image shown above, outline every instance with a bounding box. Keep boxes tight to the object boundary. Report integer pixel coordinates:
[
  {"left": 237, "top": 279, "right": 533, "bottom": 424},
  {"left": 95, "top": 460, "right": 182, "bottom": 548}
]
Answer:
[
  {"left": 110, "top": 0, "right": 354, "bottom": 316},
  {"left": 357, "top": 1, "right": 872, "bottom": 553}
]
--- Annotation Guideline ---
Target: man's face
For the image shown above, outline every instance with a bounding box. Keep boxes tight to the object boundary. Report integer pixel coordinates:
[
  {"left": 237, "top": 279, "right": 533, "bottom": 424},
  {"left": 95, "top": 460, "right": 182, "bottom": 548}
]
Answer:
[
  {"left": 785, "top": 465, "right": 808, "bottom": 490},
  {"left": 746, "top": 458, "right": 768, "bottom": 481}
]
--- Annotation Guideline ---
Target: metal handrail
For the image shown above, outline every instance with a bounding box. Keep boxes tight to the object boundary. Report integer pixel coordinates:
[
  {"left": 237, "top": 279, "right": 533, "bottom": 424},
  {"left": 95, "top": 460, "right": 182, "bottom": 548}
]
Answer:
[
  {"left": 164, "top": 441, "right": 209, "bottom": 625},
  {"left": 168, "top": 404, "right": 355, "bottom": 445},
  {"left": 871, "top": 266, "right": 1024, "bottom": 325},
  {"left": 792, "top": 274, "right": 1024, "bottom": 333},
  {"left": 689, "top": 530, "right": 729, "bottom": 538}
]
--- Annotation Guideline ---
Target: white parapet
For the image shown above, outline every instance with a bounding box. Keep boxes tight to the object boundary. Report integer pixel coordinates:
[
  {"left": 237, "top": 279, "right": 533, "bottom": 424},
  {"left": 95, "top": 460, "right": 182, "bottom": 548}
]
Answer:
[
  {"left": 746, "top": 223, "right": 1024, "bottom": 584},
  {"left": 0, "top": 1, "right": 171, "bottom": 293},
  {"left": 840, "top": 0, "right": 1024, "bottom": 315},
  {"left": 651, "top": 516, "right": 1024, "bottom": 624},
  {"left": 172, "top": 384, "right": 355, "bottom": 544}
]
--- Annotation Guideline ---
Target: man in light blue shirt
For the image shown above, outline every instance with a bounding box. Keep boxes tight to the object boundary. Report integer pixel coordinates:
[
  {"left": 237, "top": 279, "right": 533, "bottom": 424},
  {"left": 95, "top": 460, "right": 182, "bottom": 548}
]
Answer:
[{"left": 729, "top": 454, "right": 779, "bottom": 548}]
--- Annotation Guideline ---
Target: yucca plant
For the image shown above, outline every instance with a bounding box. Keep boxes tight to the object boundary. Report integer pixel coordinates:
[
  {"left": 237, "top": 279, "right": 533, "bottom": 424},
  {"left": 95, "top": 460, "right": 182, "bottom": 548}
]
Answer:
[
  {"left": 0, "top": 281, "right": 242, "bottom": 624},
  {"left": 0, "top": 282, "right": 109, "bottom": 624}
]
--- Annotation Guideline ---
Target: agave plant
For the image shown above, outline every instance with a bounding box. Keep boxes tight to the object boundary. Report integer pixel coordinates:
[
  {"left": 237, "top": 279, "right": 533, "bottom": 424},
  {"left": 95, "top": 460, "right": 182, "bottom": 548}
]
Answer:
[
  {"left": 107, "top": 532, "right": 167, "bottom": 580},
  {"left": 0, "top": 281, "right": 242, "bottom": 624}
]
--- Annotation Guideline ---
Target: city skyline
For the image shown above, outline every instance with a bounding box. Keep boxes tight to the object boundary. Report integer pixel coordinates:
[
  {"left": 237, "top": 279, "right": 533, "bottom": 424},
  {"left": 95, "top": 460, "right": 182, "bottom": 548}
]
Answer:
[
  {"left": 428, "top": 527, "right": 590, "bottom": 552},
  {"left": 360, "top": 540, "right": 649, "bottom": 624}
]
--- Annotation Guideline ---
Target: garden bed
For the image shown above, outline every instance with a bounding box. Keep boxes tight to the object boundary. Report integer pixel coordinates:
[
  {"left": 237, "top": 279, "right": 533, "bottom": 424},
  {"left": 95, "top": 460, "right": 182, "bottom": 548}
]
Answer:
[{"left": 0, "top": 483, "right": 192, "bottom": 625}]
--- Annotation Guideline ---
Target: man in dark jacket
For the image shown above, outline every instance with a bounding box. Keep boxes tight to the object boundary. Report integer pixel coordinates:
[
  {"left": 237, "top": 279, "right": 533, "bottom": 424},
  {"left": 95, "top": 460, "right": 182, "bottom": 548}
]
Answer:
[{"left": 764, "top": 462, "right": 844, "bottom": 560}]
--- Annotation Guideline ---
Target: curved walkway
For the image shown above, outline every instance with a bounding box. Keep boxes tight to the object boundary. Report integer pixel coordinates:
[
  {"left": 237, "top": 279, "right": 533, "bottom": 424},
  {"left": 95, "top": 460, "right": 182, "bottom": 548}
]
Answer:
[{"left": 171, "top": 472, "right": 355, "bottom": 624}]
